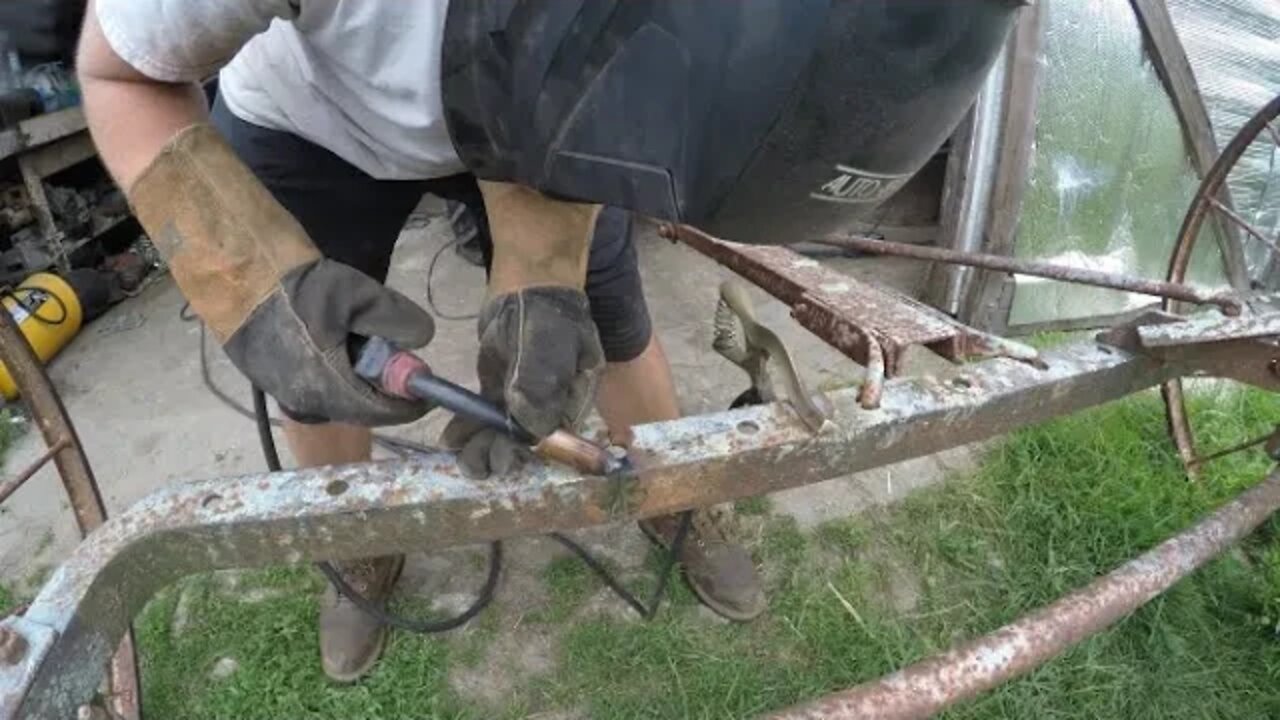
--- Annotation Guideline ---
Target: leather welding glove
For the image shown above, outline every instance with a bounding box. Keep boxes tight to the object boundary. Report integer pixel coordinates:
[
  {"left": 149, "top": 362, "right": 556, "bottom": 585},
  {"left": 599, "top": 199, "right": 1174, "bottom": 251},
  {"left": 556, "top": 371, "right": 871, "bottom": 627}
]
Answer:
[
  {"left": 441, "top": 182, "right": 605, "bottom": 478},
  {"left": 129, "top": 124, "right": 433, "bottom": 426}
]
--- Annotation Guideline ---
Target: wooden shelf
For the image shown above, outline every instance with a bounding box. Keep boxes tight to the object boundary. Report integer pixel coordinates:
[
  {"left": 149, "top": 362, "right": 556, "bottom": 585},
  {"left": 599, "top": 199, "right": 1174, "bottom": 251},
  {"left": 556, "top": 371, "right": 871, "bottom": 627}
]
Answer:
[{"left": 0, "top": 107, "right": 87, "bottom": 163}]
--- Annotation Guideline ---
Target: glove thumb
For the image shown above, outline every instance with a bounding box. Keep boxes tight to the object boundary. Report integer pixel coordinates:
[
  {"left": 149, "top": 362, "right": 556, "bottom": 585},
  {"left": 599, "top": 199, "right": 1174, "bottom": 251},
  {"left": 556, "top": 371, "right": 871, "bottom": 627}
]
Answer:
[{"left": 340, "top": 266, "right": 436, "bottom": 349}]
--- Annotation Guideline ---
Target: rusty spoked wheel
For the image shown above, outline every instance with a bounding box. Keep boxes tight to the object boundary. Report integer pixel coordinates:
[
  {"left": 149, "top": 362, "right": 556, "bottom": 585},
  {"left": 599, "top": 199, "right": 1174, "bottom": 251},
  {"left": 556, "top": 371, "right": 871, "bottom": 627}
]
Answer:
[
  {"left": 1163, "top": 93, "right": 1280, "bottom": 476},
  {"left": 0, "top": 309, "right": 141, "bottom": 718}
]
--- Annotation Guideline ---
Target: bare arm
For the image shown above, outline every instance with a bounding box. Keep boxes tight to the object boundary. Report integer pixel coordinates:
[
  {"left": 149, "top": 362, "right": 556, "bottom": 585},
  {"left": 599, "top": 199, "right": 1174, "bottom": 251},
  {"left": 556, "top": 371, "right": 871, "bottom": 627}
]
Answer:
[
  {"left": 78, "top": 0, "right": 296, "bottom": 189},
  {"left": 77, "top": 0, "right": 206, "bottom": 190}
]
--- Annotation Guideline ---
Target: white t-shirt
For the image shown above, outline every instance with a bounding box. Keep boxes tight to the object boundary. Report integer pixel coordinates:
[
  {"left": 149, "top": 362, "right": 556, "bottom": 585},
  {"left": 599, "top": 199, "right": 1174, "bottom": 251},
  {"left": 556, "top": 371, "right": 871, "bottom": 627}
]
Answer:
[{"left": 96, "top": 0, "right": 465, "bottom": 180}]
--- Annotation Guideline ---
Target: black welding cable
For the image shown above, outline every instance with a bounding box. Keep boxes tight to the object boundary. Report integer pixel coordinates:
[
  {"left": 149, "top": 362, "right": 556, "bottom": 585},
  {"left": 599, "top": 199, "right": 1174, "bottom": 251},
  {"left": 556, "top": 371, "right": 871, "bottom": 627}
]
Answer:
[
  {"left": 426, "top": 235, "right": 480, "bottom": 322},
  {"left": 251, "top": 379, "right": 690, "bottom": 624},
  {"left": 219, "top": 311, "right": 688, "bottom": 627},
  {"left": 252, "top": 385, "right": 281, "bottom": 471},
  {"left": 252, "top": 384, "right": 503, "bottom": 633},
  {"left": 185, "top": 304, "right": 439, "bottom": 458},
  {"left": 549, "top": 516, "right": 691, "bottom": 620},
  {"left": 1, "top": 287, "right": 69, "bottom": 326}
]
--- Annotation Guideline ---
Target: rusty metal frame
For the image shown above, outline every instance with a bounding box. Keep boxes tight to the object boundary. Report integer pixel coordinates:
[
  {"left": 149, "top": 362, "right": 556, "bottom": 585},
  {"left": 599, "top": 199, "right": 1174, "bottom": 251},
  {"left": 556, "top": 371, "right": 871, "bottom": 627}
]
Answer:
[
  {"left": 1, "top": 301, "right": 1278, "bottom": 718},
  {"left": 0, "top": 307, "right": 141, "bottom": 719},
  {"left": 0, "top": 158, "right": 1277, "bottom": 716}
]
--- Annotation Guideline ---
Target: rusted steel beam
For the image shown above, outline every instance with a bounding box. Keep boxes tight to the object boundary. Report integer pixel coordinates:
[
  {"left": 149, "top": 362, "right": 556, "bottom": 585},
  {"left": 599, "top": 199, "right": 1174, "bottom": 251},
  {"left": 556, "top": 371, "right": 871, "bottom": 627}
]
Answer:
[
  {"left": 0, "top": 309, "right": 141, "bottom": 720},
  {"left": 766, "top": 465, "right": 1280, "bottom": 720},
  {"left": 2, "top": 340, "right": 1173, "bottom": 719},
  {"left": 1100, "top": 309, "right": 1280, "bottom": 393},
  {"left": 665, "top": 223, "right": 971, "bottom": 374},
  {"left": 1137, "top": 309, "right": 1280, "bottom": 347},
  {"left": 817, "top": 234, "right": 1244, "bottom": 315}
]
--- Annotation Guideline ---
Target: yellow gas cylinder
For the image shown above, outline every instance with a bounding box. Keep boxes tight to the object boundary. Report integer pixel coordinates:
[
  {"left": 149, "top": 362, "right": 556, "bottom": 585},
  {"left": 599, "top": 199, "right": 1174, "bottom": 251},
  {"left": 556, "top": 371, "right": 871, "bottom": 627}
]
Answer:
[{"left": 0, "top": 272, "right": 83, "bottom": 399}]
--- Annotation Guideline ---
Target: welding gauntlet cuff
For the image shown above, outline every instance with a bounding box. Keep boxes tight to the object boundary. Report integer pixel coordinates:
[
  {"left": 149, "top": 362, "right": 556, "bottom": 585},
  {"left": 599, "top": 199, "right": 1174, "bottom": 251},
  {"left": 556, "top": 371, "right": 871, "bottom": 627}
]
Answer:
[{"left": 128, "top": 124, "right": 434, "bottom": 426}]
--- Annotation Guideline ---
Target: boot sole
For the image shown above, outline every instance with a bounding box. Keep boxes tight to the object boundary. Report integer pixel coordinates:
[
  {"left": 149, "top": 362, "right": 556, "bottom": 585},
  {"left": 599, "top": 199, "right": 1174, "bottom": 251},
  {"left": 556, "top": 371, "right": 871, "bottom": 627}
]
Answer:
[
  {"left": 322, "top": 555, "right": 406, "bottom": 684},
  {"left": 639, "top": 522, "right": 764, "bottom": 623}
]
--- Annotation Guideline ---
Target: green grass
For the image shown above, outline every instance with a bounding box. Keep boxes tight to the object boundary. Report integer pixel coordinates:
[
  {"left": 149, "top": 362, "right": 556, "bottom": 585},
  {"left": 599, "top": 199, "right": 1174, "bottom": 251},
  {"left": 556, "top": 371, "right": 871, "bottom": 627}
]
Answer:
[
  {"left": 734, "top": 495, "right": 772, "bottom": 517},
  {"left": 0, "top": 407, "right": 19, "bottom": 461},
  {"left": 134, "top": 388, "right": 1280, "bottom": 718},
  {"left": 137, "top": 568, "right": 469, "bottom": 719},
  {"left": 538, "top": 555, "right": 595, "bottom": 623}
]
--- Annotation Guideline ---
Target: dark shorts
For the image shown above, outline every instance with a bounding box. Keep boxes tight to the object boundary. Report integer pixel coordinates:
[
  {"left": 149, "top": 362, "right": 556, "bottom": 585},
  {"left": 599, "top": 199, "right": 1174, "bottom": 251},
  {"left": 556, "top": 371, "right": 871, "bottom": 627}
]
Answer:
[{"left": 210, "top": 97, "right": 652, "bottom": 363}]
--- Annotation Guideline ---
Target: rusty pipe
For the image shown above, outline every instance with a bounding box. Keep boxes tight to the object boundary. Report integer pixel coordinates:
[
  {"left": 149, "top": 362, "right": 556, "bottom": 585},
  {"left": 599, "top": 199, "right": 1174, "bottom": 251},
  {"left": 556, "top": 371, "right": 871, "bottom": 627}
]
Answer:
[
  {"left": 765, "top": 465, "right": 1280, "bottom": 720},
  {"left": 815, "top": 234, "right": 1244, "bottom": 316}
]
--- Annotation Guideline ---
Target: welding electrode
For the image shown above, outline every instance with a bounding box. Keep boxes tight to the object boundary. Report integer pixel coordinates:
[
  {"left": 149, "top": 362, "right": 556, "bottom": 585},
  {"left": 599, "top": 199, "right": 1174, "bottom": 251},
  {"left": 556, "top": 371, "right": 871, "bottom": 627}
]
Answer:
[{"left": 354, "top": 337, "right": 621, "bottom": 475}]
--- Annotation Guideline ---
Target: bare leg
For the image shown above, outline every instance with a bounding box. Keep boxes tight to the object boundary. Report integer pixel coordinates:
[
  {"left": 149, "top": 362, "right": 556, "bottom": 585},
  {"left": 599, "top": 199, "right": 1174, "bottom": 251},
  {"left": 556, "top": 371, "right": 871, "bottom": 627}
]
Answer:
[
  {"left": 281, "top": 419, "right": 372, "bottom": 468},
  {"left": 595, "top": 335, "right": 680, "bottom": 446},
  {"left": 281, "top": 419, "right": 398, "bottom": 683},
  {"left": 596, "top": 332, "right": 766, "bottom": 621}
]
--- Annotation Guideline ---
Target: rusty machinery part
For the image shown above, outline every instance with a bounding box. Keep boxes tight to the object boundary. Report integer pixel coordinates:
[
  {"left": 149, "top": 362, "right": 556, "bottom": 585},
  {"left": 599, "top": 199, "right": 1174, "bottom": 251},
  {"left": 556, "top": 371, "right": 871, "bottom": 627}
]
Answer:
[
  {"left": 766, "top": 465, "right": 1280, "bottom": 720},
  {"left": 811, "top": 233, "right": 1246, "bottom": 316},
  {"left": 712, "top": 280, "right": 835, "bottom": 423},
  {"left": 254, "top": 366, "right": 693, "bottom": 632},
  {"left": 665, "top": 223, "right": 1045, "bottom": 378},
  {"left": 1162, "top": 93, "right": 1280, "bottom": 476},
  {"left": 663, "top": 222, "right": 966, "bottom": 374},
  {"left": 8, "top": 323, "right": 1280, "bottom": 719},
  {"left": 0, "top": 299, "right": 141, "bottom": 719}
]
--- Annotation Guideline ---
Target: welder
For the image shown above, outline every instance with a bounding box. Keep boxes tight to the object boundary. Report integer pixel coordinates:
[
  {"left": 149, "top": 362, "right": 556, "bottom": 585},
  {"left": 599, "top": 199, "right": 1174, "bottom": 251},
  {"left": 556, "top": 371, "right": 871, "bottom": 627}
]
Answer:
[{"left": 70, "top": 0, "right": 1016, "bottom": 683}]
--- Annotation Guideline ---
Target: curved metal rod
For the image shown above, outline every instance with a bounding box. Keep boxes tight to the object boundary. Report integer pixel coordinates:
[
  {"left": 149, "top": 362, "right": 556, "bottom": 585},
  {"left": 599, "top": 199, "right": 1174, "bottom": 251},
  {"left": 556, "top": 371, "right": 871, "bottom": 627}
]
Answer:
[
  {"left": 0, "top": 300, "right": 141, "bottom": 719},
  {"left": 766, "top": 465, "right": 1280, "bottom": 720},
  {"left": 1162, "top": 93, "right": 1280, "bottom": 475}
]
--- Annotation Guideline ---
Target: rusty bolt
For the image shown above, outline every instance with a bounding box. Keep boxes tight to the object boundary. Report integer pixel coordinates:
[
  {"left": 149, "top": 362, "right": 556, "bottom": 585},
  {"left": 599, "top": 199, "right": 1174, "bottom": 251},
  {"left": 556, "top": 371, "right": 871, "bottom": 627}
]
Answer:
[{"left": 0, "top": 626, "right": 28, "bottom": 665}]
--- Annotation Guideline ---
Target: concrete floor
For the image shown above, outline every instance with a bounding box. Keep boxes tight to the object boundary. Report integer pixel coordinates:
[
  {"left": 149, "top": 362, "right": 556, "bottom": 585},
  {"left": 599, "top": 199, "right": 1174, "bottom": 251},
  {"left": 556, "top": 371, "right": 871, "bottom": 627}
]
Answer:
[{"left": 0, "top": 207, "right": 977, "bottom": 598}]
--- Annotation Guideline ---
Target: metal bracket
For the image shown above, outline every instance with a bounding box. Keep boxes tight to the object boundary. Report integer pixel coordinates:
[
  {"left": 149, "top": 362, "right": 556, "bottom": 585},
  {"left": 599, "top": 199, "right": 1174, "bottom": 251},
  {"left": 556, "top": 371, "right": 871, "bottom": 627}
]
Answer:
[{"left": 712, "top": 280, "right": 833, "bottom": 426}]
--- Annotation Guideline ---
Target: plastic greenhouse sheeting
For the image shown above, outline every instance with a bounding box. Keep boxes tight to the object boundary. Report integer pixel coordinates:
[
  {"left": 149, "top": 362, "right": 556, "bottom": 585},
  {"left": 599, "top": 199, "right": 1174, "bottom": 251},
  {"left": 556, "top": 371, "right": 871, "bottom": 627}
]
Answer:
[
  {"left": 1168, "top": 0, "right": 1280, "bottom": 281},
  {"left": 1009, "top": 0, "right": 1278, "bottom": 326}
]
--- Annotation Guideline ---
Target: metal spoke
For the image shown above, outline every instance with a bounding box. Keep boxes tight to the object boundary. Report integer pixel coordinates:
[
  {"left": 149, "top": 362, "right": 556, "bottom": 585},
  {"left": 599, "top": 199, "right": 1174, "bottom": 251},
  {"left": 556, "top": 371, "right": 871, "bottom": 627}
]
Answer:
[
  {"left": 1266, "top": 119, "right": 1280, "bottom": 147},
  {"left": 1186, "top": 428, "right": 1277, "bottom": 471},
  {"left": 1207, "top": 195, "right": 1280, "bottom": 257},
  {"left": 0, "top": 438, "right": 68, "bottom": 506}
]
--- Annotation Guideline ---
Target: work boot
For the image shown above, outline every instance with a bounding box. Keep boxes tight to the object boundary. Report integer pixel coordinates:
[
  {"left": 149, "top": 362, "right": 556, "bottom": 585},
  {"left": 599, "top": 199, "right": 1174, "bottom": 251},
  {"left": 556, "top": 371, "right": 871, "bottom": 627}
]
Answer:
[
  {"left": 319, "top": 554, "right": 404, "bottom": 683},
  {"left": 641, "top": 508, "right": 766, "bottom": 621}
]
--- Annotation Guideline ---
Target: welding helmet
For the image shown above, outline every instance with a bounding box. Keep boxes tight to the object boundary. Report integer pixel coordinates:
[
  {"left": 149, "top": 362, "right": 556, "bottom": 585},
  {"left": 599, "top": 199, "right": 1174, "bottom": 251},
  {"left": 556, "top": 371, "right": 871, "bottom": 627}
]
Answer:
[{"left": 442, "top": 0, "right": 1021, "bottom": 244}]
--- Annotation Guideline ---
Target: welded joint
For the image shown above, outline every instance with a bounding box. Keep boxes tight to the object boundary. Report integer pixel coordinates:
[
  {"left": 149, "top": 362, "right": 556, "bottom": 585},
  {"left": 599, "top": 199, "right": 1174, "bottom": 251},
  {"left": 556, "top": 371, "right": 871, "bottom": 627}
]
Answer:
[{"left": 957, "top": 328, "right": 1047, "bottom": 370}]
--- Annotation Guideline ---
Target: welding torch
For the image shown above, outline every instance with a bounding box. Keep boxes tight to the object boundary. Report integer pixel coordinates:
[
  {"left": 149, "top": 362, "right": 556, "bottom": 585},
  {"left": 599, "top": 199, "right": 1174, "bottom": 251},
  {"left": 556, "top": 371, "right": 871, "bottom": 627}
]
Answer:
[{"left": 354, "top": 337, "right": 623, "bottom": 476}]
